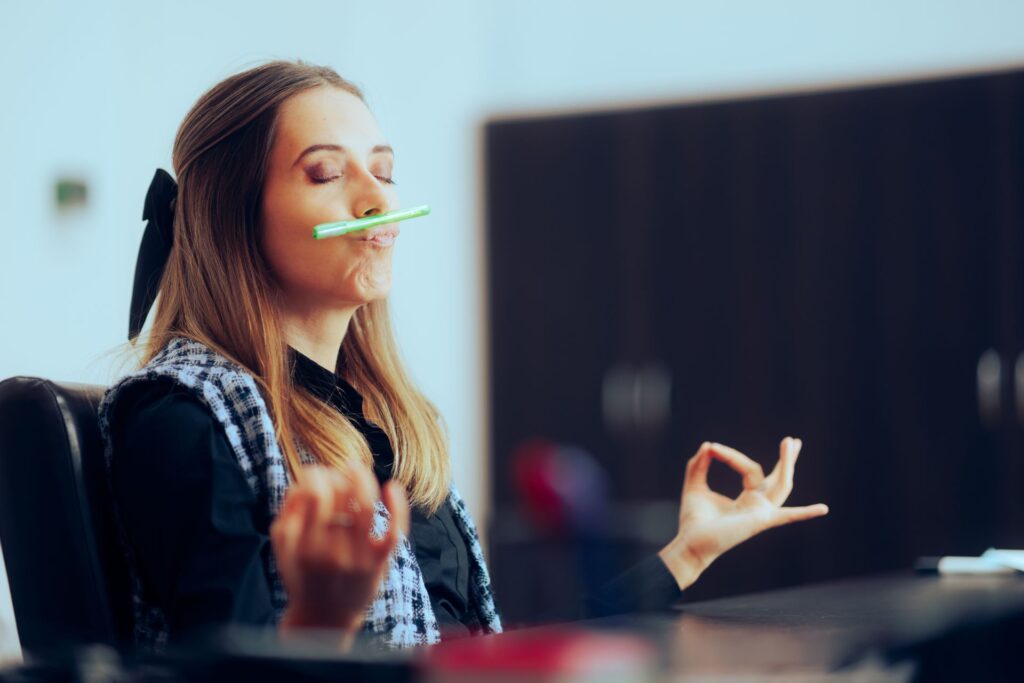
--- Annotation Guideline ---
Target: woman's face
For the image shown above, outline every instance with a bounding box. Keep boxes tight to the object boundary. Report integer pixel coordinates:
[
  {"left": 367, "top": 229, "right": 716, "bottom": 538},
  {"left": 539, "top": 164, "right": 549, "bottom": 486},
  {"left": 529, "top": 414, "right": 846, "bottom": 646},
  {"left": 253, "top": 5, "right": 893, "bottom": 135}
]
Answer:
[{"left": 261, "top": 86, "right": 399, "bottom": 312}]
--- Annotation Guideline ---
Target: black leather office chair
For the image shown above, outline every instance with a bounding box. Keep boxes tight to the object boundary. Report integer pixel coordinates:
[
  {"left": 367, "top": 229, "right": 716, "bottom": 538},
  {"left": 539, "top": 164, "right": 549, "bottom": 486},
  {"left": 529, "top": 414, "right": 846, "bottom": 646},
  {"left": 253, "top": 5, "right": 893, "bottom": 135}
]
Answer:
[{"left": 0, "top": 377, "right": 132, "bottom": 658}]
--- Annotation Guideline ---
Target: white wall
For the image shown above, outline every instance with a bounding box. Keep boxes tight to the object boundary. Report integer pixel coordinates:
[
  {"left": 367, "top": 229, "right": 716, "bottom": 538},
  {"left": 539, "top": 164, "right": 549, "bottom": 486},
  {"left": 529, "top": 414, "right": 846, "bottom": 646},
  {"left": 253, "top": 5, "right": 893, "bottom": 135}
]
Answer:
[
  {"left": 2, "top": 0, "right": 1023, "bottom": 663},
  {"left": 487, "top": 0, "right": 1024, "bottom": 114}
]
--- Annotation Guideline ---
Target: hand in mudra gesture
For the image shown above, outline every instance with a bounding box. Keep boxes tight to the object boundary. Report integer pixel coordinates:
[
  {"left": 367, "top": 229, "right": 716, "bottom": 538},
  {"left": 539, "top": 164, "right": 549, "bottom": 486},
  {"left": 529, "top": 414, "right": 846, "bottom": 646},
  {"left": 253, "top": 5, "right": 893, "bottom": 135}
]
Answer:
[
  {"left": 658, "top": 437, "right": 829, "bottom": 590},
  {"left": 271, "top": 462, "right": 410, "bottom": 642}
]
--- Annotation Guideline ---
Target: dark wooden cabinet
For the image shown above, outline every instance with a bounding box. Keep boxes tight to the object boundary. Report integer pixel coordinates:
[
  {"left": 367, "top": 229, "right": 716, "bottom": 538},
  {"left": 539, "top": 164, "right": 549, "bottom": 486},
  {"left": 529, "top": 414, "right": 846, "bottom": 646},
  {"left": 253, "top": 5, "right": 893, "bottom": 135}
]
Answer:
[{"left": 484, "top": 68, "right": 1024, "bottom": 625}]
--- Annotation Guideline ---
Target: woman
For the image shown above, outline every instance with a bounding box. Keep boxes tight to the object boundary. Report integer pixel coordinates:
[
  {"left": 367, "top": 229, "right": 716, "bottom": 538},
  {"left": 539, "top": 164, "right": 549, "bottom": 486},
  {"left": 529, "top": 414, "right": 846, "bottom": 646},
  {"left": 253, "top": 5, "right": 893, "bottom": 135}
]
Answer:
[{"left": 97, "top": 59, "right": 829, "bottom": 654}]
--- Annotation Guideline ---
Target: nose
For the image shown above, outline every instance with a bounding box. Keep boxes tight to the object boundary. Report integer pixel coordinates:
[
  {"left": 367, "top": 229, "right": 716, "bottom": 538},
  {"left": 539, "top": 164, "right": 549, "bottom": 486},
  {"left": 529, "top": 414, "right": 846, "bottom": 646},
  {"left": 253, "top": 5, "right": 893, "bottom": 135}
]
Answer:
[{"left": 349, "top": 167, "right": 392, "bottom": 219}]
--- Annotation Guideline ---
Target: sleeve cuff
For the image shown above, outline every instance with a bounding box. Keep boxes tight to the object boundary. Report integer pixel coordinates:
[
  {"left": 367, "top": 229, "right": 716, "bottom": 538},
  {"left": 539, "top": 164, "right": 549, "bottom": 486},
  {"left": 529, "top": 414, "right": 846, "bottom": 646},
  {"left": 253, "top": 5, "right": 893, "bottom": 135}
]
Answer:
[{"left": 585, "top": 554, "right": 684, "bottom": 618}]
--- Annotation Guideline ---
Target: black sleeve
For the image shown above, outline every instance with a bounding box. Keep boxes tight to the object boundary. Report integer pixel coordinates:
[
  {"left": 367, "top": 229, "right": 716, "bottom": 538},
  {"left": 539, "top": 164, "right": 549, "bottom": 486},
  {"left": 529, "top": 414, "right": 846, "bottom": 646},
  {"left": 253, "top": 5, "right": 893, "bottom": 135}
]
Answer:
[
  {"left": 583, "top": 554, "right": 684, "bottom": 619},
  {"left": 109, "top": 379, "right": 277, "bottom": 641}
]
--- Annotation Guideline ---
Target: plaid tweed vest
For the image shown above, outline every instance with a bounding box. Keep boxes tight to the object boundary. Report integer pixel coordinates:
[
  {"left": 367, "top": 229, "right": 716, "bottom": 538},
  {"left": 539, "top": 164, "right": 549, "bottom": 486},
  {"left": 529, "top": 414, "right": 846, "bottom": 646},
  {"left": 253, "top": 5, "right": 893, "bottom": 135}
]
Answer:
[{"left": 97, "top": 336, "right": 502, "bottom": 652}]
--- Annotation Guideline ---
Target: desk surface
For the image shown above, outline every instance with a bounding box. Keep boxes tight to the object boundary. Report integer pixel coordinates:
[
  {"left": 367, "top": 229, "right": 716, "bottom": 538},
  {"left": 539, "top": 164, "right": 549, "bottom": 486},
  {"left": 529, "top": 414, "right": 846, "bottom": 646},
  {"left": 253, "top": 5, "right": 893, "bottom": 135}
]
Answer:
[
  {"left": 397, "top": 571, "right": 1024, "bottom": 679},
  {"left": 638, "top": 570, "right": 1024, "bottom": 676},
  {"left": 43, "top": 572, "right": 1024, "bottom": 682}
]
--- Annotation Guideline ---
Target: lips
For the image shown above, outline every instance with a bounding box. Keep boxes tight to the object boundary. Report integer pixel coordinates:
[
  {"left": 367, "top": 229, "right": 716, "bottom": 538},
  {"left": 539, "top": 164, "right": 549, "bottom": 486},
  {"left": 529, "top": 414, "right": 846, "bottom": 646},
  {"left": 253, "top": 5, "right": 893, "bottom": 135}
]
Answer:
[{"left": 356, "top": 224, "right": 400, "bottom": 245}]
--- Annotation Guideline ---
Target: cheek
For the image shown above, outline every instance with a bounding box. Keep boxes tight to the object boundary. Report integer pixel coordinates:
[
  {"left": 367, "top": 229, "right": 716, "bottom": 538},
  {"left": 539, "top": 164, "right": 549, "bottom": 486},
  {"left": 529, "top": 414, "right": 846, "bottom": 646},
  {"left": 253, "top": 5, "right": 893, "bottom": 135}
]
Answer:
[
  {"left": 261, "top": 192, "right": 342, "bottom": 287},
  {"left": 262, "top": 222, "right": 320, "bottom": 283}
]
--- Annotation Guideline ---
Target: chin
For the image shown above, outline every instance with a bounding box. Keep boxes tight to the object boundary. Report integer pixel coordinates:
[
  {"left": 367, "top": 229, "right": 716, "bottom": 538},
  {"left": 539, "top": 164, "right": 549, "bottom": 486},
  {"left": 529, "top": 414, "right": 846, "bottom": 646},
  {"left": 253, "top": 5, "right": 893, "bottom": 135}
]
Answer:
[
  {"left": 326, "top": 286, "right": 390, "bottom": 308},
  {"left": 356, "top": 274, "right": 392, "bottom": 301}
]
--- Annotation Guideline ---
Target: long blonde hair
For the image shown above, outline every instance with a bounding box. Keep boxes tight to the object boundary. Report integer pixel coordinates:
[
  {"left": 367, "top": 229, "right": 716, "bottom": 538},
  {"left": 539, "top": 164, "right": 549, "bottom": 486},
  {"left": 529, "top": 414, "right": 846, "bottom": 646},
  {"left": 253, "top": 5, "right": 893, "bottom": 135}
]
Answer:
[{"left": 114, "top": 60, "right": 450, "bottom": 512}]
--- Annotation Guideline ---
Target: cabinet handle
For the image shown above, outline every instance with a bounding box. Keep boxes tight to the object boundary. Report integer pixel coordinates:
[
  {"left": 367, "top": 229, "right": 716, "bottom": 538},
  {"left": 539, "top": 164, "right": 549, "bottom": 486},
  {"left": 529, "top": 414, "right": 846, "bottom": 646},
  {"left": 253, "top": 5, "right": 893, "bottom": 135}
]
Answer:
[
  {"left": 602, "top": 362, "right": 672, "bottom": 437},
  {"left": 977, "top": 349, "right": 1001, "bottom": 428},
  {"left": 602, "top": 364, "right": 635, "bottom": 435},
  {"left": 633, "top": 362, "right": 672, "bottom": 436},
  {"left": 1016, "top": 353, "right": 1024, "bottom": 427}
]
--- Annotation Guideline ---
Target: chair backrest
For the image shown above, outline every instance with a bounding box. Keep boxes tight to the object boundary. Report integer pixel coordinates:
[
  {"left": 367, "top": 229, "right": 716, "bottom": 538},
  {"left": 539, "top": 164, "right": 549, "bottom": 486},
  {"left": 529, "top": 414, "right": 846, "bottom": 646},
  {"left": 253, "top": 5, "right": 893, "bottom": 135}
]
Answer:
[{"left": 0, "top": 377, "right": 132, "bottom": 657}]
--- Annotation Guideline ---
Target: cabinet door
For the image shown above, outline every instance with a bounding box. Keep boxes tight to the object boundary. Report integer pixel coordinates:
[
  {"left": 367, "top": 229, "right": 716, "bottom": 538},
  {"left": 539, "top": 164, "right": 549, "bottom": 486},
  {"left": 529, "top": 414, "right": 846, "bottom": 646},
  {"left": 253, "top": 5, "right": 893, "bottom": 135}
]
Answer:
[
  {"left": 486, "top": 112, "right": 677, "bottom": 623},
  {"left": 990, "top": 74, "right": 1024, "bottom": 547},
  {"left": 648, "top": 74, "right": 1010, "bottom": 600},
  {"left": 487, "top": 114, "right": 628, "bottom": 506}
]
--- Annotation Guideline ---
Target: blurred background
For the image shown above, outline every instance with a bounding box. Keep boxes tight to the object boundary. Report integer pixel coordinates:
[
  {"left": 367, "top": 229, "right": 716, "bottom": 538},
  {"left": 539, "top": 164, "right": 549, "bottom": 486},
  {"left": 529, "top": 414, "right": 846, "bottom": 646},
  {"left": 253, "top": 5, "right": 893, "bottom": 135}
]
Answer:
[{"left": 3, "top": 0, "right": 1024, "bottom": 664}]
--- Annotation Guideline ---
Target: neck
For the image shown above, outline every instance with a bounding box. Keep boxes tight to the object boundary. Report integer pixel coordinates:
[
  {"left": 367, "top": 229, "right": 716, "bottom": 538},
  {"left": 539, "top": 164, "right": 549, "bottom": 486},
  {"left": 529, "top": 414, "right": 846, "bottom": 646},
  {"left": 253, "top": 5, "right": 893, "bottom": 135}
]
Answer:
[{"left": 280, "top": 301, "right": 361, "bottom": 373}]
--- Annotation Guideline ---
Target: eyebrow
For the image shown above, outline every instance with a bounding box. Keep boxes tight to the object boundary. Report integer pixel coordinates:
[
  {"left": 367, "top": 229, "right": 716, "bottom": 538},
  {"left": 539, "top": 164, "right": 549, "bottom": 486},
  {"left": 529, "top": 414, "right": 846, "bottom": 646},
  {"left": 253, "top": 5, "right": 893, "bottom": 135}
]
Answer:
[{"left": 292, "top": 143, "right": 394, "bottom": 167}]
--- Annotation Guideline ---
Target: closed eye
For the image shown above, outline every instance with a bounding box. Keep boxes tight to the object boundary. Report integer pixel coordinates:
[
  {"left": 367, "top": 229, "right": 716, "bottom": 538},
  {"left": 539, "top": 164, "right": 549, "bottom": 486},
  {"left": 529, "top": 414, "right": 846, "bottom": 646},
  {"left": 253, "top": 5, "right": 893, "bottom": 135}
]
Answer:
[{"left": 311, "top": 174, "right": 396, "bottom": 186}]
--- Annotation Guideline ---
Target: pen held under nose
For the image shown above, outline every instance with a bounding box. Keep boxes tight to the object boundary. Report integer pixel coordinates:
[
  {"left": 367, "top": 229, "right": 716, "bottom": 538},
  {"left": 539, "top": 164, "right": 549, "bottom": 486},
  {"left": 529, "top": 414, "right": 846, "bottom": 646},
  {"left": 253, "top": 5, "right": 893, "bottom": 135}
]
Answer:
[{"left": 312, "top": 204, "right": 430, "bottom": 239}]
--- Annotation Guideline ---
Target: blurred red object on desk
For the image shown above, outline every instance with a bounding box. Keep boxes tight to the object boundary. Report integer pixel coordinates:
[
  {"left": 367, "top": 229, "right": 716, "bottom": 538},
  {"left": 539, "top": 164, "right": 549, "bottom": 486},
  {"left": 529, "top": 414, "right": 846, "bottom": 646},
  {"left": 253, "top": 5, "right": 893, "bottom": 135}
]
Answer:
[{"left": 417, "top": 626, "right": 659, "bottom": 682}]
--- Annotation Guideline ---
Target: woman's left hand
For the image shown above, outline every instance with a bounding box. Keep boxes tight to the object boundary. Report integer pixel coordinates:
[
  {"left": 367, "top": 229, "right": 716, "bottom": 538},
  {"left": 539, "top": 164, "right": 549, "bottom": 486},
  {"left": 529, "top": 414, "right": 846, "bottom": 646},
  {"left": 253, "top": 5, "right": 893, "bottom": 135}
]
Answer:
[{"left": 658, "top": 437, "right": 829, "bottom": 591}]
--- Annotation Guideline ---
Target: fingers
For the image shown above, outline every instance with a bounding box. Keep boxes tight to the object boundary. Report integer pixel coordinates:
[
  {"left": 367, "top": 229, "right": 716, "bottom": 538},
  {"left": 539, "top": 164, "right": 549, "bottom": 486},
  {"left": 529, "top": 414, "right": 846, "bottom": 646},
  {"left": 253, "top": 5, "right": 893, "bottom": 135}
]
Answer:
[
  {"left": 684, "top": 442, "right": 714, "bottom": 490},
  {"left": 295, "top": 466, "right": 339, "bottom": 556},
  {"left": 685, "top": 441, "right": 767, "bottom": 491},
  {"left": 766, "top": 503, "right": 830, "bottom": 530},
  {"left": 764, "top": 436, "right": 802, "bottom": 505},
  {"left": 286, "top": 464, "right": 375, "bottom": 548},
  {"left": 707, "top": 442, "right": 765, "bottom": 490},
  {"left": 311, "top": 466, "right": 343, "bottom": 525},
  {"left": 277, "top": 462, "right": 410, "bottom": 570},
  {"left": 332, "top": 462, "right": 380, "bottom": 538}
]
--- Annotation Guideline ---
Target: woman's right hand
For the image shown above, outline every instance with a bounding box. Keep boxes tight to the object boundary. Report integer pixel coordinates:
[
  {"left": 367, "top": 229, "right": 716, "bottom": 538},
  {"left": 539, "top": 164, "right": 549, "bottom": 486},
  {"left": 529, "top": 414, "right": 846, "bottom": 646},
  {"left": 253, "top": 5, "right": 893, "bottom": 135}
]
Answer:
[{"left": 271, "top": 462, "right": 410, "bottom": 641}]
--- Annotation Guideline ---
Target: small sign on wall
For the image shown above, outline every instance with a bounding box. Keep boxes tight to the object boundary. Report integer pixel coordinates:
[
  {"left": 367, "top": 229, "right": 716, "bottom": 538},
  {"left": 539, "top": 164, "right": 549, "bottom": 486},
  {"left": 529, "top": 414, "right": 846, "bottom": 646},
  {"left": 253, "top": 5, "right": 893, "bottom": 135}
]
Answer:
[{"left": 54, "top": 177, "right": 88, "bottom": 210}]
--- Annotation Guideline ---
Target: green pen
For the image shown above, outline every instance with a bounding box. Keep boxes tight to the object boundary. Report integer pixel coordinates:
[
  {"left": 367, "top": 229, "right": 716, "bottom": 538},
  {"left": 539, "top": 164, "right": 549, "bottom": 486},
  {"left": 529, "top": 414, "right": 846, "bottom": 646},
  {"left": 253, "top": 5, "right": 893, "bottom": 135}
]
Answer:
[{"left": 312, "top": 204, "right": 431, "bottom": 240}]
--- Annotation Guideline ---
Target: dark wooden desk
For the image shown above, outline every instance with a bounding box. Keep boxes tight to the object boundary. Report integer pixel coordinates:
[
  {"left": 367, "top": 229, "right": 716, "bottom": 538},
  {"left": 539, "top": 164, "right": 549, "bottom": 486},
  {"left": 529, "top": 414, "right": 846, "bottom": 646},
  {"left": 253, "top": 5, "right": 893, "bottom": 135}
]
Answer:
[
  {"left": 17, "top": 572, "right": 1021, "bottom": 681},
  {"left": 606, "top": 570, "right": 1024, "bottom": 680},
  {"left": 406, "top": 570, "right": 1024, "bottom": 681}
]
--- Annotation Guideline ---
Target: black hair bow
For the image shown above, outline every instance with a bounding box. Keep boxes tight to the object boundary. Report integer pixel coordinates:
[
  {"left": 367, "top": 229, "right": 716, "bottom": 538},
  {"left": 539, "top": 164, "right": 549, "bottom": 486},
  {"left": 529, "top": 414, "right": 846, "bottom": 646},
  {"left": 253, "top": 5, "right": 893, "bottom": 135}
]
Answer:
[{"left": 128, "top": 168, "right": 177, "bottom": 341}]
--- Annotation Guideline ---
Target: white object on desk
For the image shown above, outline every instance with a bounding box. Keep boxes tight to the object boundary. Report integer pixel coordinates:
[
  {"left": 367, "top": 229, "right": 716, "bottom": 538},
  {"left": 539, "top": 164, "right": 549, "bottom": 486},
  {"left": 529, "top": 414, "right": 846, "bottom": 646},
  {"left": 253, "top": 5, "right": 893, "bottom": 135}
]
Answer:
[
  {"left": 936, "top": 555, "right": 1016, "bottom": 575},
  {"left": 981, "top": 547, "right": 1024, "bottom": 572}
]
